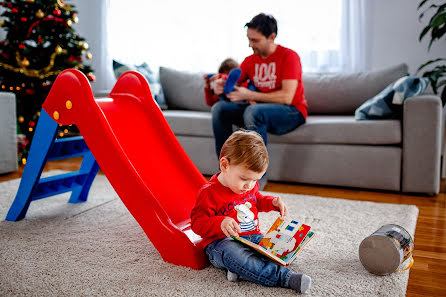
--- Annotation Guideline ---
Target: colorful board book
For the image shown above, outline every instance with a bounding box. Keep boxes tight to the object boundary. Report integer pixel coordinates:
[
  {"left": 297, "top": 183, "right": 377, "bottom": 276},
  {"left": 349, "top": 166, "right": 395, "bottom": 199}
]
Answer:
[{"left": 232, "top": 216, "right": 315, "bottom": 266}]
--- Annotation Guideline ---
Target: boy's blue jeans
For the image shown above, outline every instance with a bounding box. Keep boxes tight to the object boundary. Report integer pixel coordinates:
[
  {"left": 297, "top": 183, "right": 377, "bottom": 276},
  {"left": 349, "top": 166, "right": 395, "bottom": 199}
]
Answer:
[
  {"left": 211, "top": 101, "right": 305, "bottom": 157},
  {"left": 205, "top": 234, "right": 293, "bottom": 288}
]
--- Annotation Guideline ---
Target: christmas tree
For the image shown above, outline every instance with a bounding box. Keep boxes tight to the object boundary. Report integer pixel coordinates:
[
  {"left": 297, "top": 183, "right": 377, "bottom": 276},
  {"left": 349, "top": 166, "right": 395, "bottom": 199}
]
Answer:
[{"left": 0, "top": 0, "right": 95, "bottom": 164}]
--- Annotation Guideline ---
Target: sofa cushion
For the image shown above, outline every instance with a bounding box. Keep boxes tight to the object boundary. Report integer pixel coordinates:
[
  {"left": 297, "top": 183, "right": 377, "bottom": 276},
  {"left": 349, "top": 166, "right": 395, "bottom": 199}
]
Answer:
[
  {"left": 355, "top": 76, "right": 429, "bottom": 120},
  {"left": 163, "top": 110, "right": 213, "bottom": 136},
  {"left": 268, "top": 116, "right": 401, "bottom": 145},
  {"left": 113, "top": 60, "right": 167, "bottom": 109},
  {"left": 159, "top": 66, "right": 210, "bottom": 111},
  {"left": 303, "top": 63, "right": 409, "bottom": 115},
  {"left": 163, "top": 111, "right": 401, "bottom": 145}
]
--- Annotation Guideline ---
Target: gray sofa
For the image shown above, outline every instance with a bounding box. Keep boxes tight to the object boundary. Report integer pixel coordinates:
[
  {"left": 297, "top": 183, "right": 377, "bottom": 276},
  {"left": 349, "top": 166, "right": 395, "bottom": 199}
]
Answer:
[
  {"left": 0, "top": 92, "right": 18, "bottom": 174},
  {"left": 158, "top": 63, "right": 443, "bottom": 196}
]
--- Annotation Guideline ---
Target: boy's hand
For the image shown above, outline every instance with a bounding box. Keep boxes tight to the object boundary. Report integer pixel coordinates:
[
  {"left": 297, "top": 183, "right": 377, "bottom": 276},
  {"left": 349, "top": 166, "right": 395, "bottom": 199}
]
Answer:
[
  {"left": 221, "top": 217, "right": 242, "bottom": 237},
  {"left": 203, "top": 74, "right": 211, "bottom": 88},
  {"left": 213, "top": 78, "right": 225, "bottom": 95},
  {"left": 272, "top": 196, "right": 288, "bottom": 217}
]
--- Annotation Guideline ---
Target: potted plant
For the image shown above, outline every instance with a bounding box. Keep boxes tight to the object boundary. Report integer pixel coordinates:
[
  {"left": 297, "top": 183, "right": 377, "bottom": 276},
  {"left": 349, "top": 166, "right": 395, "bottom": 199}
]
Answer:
[{"left": 417, "top": 0, "right": 446, "bottom": 104}]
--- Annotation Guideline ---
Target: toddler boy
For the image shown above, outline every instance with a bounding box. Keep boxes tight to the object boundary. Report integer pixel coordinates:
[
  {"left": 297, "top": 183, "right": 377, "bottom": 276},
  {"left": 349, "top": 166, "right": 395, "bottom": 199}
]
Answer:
[{"left": 191, "top": 130, "right": 311, "bottom": 294}]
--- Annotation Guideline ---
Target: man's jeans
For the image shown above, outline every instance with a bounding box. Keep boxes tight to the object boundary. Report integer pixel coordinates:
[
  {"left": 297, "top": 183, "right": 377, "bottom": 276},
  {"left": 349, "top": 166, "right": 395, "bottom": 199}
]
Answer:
[
  {"left": 211, "top": 101, "right": 305, "bottom": 156},
  {"left": 205, "top": 234, "right": 293, "bottom": 288}
]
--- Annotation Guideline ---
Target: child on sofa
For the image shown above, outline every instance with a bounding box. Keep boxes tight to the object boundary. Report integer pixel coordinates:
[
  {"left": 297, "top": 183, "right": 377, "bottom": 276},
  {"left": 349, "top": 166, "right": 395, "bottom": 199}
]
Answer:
[
  {"left": 204, "top": 58, "right": 257, "bottom": 106},
  {"left": 203, "top": 58, "right": 239, "bottom": 106},
  {"left": 190, "top": 130, "right": 312, "bottom": 294}
]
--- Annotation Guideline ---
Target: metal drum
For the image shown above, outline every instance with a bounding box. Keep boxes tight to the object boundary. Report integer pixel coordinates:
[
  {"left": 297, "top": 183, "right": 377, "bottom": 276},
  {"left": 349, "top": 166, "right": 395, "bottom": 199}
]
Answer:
[{"left": 359, "top": 224, "right": 414, "bottom": 275}]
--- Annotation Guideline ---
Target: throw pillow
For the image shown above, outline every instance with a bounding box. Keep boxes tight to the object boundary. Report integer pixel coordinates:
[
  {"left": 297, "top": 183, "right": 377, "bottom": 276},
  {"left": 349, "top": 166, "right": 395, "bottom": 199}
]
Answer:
[
  {"left": 159, "top": 66, "right": 210, "bottom": 112},
  {"left": 112, "top": 60, "right": 167, "bottom": 110},
  {"left": 303, "top": 63, "right": 409, "bottom": 115},
  {"left": 354, "top": 76, "right": 429, "bottom": 120}
]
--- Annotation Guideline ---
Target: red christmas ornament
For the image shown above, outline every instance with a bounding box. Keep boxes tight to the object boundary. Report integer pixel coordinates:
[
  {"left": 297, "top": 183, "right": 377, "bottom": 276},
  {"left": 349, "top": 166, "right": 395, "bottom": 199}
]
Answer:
[
  {"left": 21, "top": 17, "right": 27, "bottom": 22},
  {"left": 19, "top": 44, "right": 25, "bottom": 49},
  {"left": 37, "top": 37, "right": 44, "bottom": 44},
  {"left": 29, "top": 121, "right": 36, "bottom": 127},
  {"left": 53, "top": 9, "right": 61, "bottom": 16},
  {"left": 12, "top": 8, "right": 18, "bottom": 13},
  {"left": 87, "top": 74, "right": 96, "bottom": 82}
]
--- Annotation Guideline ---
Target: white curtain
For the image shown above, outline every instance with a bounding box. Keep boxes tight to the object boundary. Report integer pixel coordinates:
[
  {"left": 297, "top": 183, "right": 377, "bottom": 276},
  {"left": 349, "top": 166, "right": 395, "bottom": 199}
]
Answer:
[
  {"left": 108, "top": 0, "right": 344, "bottom": 73},
  {"left": 71, "top": 0, "right": 115, "bottom": 93},
  {"left": 340, "top": 0, "right": 372, "bottom": 72}
]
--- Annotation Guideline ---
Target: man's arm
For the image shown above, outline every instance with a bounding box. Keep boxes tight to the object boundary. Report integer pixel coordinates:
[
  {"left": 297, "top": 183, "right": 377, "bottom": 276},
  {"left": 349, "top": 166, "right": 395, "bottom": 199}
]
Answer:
[{"left": 227, "top": 79, "right": 298, "bottom": 105}]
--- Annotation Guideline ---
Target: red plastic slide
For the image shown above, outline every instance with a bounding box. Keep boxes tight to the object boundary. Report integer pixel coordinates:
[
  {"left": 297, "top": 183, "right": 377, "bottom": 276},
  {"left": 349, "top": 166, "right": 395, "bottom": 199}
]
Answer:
[{"left": 42, "top": 69, "right": 208, "bottom": 270}]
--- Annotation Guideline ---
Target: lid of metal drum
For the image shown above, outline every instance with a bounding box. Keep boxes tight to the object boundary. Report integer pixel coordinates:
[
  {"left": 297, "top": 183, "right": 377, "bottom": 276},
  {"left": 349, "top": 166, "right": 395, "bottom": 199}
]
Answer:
[{"left": 359, "top": 235, "right": 401, "bottom": 275}]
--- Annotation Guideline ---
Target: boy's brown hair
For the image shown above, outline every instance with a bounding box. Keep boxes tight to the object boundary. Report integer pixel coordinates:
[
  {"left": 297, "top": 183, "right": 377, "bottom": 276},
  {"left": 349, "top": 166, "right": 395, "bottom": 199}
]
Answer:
[
  {"left": 218, "top": 58, "right": 239, "bottom": 74},
  {"left": 219, "top": 130, "right": 269, "bottom": 173}
]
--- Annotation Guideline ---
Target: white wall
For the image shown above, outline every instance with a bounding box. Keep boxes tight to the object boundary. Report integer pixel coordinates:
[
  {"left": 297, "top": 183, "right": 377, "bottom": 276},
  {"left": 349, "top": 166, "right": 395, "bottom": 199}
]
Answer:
[{"left": 369, "top": 0, "right": 445, "bottom": 74}]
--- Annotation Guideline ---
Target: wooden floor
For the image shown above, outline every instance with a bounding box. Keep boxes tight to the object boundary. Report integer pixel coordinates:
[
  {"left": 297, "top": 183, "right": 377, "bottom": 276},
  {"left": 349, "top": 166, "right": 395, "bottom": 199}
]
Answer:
[{"left": 1, "top": 158, "right": 445, "bottom": 297}]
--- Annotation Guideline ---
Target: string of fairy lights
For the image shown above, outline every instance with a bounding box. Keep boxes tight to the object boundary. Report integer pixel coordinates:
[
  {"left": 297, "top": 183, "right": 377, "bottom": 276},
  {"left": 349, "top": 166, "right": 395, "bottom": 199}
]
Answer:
[{"left": 0, "top": 0, "right": 95, "bottom": 165}]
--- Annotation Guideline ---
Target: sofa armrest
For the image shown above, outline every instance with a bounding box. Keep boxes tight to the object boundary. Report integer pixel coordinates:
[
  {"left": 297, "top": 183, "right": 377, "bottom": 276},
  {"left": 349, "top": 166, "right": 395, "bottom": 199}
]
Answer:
[
  {"left": 402, "top": 95, "right": 442, "bottom": 195},
  {"left": 0, "top": 92, "right": 18, "bottom": 174}
]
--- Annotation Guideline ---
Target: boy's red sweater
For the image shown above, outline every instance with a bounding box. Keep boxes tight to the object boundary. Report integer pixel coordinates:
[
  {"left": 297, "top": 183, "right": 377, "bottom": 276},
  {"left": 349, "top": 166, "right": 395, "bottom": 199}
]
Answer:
[{"left": 191, "top": 173, "right": 277, "bottom": 247}]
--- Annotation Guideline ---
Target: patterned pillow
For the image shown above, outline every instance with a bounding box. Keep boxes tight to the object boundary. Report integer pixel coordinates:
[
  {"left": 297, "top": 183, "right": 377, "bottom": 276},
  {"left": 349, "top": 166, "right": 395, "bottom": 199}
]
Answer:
[
  {"left": 355, "top": 76, "right": 429, "bottom": 120},
  {"left": 113, "top": 60, "right": 167, "bottom": 109}
]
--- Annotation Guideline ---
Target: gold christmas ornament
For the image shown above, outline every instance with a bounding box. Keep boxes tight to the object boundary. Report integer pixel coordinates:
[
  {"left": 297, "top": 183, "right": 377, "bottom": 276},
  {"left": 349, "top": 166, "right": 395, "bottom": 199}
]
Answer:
[
  {"left": 79, "top": 42, "right": 89, "bottom": 50},
  {"left": 21, "top": 58, "right": 30, "bottom": 67},
  {"left": 67, "top": 19, "right": 72, "bottom": 26},
  {"left": 0, "top": 20, "right": 5, "bottom": 27},
  {"left": 27, "top": 0, "right": 35, "bottom": 2},
  {"left": 86, "top": 52, "right": 92, "bottom": 59},
  {"left": 55, "top": 45, "right": 63, "bottom": 53},
  {"left": 36, "top": 9, "right": 45, "bottom": 19},
  {"left": 18, "top": 116, "right": 25, "bottom": 123},
  {"left": 73, "top": 16, "right": 79, "bottom": 23}
]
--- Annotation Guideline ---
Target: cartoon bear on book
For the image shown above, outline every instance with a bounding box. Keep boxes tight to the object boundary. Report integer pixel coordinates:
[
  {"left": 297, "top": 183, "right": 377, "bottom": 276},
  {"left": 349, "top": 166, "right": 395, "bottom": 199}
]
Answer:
[{"left": 235, "top": 202, "right": 258, "bottom": 232}]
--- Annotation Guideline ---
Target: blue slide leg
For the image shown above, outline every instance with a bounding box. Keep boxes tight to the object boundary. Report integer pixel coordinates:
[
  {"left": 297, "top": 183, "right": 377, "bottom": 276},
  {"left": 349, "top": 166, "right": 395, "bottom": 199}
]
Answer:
[
  {"left": 68, "top": 151, "right": 99, "bottom": 203},
  {"left": 6, "top": 110, "right": 59, "bottom": 221}
]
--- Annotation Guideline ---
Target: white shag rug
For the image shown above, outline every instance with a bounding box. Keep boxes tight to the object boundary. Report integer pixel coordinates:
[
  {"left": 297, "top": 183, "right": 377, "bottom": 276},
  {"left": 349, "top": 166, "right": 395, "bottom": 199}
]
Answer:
[{"left": 0, "top": 172, "right": 418, "bottom": 297}]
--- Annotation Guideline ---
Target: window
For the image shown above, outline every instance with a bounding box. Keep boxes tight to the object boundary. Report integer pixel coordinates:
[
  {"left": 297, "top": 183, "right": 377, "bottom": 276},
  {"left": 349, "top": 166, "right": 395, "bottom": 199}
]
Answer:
[{"left": 109, "top": 1, "right": 343, "bottom": 73}]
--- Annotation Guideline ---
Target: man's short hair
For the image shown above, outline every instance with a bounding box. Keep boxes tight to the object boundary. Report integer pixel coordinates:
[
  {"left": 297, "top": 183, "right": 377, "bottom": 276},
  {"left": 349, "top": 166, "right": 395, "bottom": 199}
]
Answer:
[{"left": 245, "top": 13, "right": 278, "bottom": 38}]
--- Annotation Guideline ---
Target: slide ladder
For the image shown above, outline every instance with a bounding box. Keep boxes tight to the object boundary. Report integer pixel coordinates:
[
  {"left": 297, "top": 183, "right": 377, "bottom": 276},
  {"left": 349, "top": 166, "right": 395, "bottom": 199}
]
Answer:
[
  {"left": 6, "top": 111, "right": 99, "bottom": 221},
  {"left": 6, "top": 69, "right": 208, "bottom": 270}
]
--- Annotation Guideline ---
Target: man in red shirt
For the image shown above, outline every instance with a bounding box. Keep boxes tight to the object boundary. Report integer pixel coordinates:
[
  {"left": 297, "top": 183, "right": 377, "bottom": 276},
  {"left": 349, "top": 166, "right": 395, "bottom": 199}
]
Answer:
[{"left": 212, "top": 14, "right": 307, "bottom": 185}]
